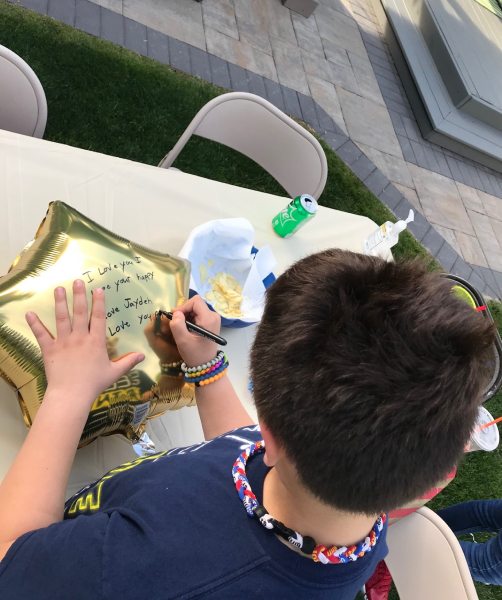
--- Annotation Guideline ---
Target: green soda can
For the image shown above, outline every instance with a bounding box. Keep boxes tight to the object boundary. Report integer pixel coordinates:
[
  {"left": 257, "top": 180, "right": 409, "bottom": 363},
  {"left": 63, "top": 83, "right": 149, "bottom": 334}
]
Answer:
[{"left": 272, "top": 194, "right": 318, "bottom": 238}]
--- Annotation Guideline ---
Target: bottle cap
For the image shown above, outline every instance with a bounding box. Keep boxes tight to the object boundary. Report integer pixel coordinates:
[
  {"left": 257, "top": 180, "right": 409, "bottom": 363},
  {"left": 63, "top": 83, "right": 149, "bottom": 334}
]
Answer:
[{"left": 394, "top": 209, "right": 414, "bottom": 234}]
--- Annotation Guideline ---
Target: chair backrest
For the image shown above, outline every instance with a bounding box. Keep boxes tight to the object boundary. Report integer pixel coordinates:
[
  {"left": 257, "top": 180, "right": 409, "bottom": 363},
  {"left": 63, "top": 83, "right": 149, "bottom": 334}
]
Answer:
[
  {"left": 386, "top": 506, "right": 478, "bottom": 600},
  {"left": 0, "top": 45, "right": 47, "bottom": 138},
  {"left": 159, "top": 92, "right": 328, "bottom": 199}
]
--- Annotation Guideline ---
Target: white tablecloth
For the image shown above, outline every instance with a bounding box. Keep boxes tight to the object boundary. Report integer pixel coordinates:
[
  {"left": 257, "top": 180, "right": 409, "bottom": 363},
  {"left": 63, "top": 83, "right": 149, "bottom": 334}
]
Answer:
[{"left": 0, "top": 129, "right": 390, "bottom": 494}]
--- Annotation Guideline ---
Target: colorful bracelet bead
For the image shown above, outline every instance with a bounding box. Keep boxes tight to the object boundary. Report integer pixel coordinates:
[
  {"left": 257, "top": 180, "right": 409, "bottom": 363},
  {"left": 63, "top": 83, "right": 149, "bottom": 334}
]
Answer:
[
  {"left": 185, "top": 359, "right": 228, "bottom": 384},
  {"left": 182, "top": 352, "right": 229, "bottom": 386},
  {"left": 184, "top": 356, "right": 226, "bottom": 378},
  {"left": 181, "top": 351, "right": 225, "bottom": 374},
  {"left": 196, "top": 369, "right": 227, "bottom": 387}
]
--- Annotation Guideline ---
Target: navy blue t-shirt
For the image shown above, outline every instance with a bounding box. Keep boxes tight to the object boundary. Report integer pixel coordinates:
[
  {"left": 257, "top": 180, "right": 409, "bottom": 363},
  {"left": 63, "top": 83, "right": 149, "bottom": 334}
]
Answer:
[{"left": 0, "top": 426, "right": 387, "bottom": 599}]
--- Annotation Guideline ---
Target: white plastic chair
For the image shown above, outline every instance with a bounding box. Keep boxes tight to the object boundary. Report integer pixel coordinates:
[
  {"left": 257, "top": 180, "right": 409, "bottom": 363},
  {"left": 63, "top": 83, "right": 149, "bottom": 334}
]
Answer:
[
  {"left": 386, "top": 506, "right": 479, "bottom": 600},
  {"left": 158, "top": 92, "right": 328, "bottom": 199},
  {"left": 0, "top": 45, "right": 47, "bottom": 138}
]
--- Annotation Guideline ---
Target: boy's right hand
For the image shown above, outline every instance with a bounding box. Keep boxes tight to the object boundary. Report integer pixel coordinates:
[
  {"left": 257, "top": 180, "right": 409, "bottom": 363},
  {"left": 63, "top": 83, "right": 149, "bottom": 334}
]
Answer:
[{"left": 169, "top": 296, "right": 220, "bottom": 367}]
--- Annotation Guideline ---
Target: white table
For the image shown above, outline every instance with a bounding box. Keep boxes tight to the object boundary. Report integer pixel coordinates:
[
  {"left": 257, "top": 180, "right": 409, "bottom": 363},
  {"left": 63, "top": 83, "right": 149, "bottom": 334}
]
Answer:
[{"left": 0, "top": 129, "right": 390, "bottom": 494}]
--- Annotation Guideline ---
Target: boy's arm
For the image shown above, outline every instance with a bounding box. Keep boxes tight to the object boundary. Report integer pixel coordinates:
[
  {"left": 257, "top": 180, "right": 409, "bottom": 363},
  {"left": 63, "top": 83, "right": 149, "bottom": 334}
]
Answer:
[
  {"left": 0, "top": 281, "right": 144, "bottom": 560},
  {"left": 194, "top": 375, "right": 254, "bottom": 440},
  {"left": 169, "top": 296, "right": 254, "bottom": 440}
]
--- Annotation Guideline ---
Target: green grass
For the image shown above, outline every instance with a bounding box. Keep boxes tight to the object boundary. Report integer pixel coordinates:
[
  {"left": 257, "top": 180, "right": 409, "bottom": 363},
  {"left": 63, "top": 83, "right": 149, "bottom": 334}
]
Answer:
[{"left": 1, "top": 3, "right": 501, "bottom": 597}]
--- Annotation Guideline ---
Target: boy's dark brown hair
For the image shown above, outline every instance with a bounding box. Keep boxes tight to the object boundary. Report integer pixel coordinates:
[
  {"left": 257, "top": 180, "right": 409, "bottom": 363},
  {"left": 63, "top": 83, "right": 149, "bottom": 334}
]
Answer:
[{"left": 250, "top": 250, "right": 495, "bottom": 515}]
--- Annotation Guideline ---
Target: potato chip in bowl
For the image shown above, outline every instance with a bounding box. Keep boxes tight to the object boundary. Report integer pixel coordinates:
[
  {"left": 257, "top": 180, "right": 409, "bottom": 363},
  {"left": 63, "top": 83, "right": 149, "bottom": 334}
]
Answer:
[{"left": 179, "top": 219, "right": 276, "bottom": 327}]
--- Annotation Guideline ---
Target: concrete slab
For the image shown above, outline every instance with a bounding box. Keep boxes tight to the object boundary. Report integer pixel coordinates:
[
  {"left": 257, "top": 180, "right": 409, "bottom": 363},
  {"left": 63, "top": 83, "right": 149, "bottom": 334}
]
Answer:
[
  {"left": 49, "top": 0, "right": 75, "bottom": 26},
  {"left": 305, "top": 74, "right": 347, "bottom": 134},
  {"left": 436, "top": 241, "right": 458, "bottom": 272},
  {"left": 100, "top": 7, "right": 123, "bottom": 45},
  {"left": 409, "top": 164, "right": 475, "bottom": 236},
  {"left": 455, "top": 231, "right": 488, "bottom": 268},
  {"left": 169, "top": 38, "right": 191, "bottom": 74},
  {"left": 208, "top": 53, "right": 231, "bottom": 89},
  {"left": 124, "top": 17, "right": 147, "bottom": 55},
  {"left": 282, "top": 87, "right": 302, "bottom": 118},
  {"left": 478, "top": 189, "right": 502, "bottom": 222},
  {"left": 147, "top": 27, "right": 169, "bottom": 64},
  {"left": 337, "top": 139, "right": 362, "bottom": 165},
  {"left": 492, "top": 219, "right": 502, "bottom": 250},
  {"left": 205, "top": 27, "right": 277, "bottom": 82},
  {"left": 347, "top": 51, "right": 384, "bottom": 105},
  {"left": 270, "top": 36, "right": 309, "bottom": 94},
  {"left": 227, "top": 63, "right": 250, "bottom": 92},
  {"left": 350, "top": 154, "right": 376, "bottom": 182},
  {"left": 123, "top": 0, "right": 206, "bottom": 50},
  {"left": 75, "top": 0, "right": 100, "bottom": 36},
  {"left": 301, "top": 48, "right": 333, "bottom": 83},
  {"left": 235, "top": 18, "right": 272, "bottom": 55},
  {"left": 337, "top": 88, "right": 403, "bottom": 158},
  {"left": 297, "top": 93, "right": 321, "bottom": 131},
  {"left": 358, "top": 143, "right": 413, "bottom": 188},
  {"left": 91, "top": 0, "right": 121, "bottom": 12},
  {"left": 379, "top": 183, "right": 405, "bottom": 211},
  {"left": 455, "top": 182, "right": 485, "bottom": 215},
  {"left": 467, "top": 210, "right": 502, "bottom": 271},
  {"left": 393, "top": 183, "right": 422, "bottom": 212},
  {"left": 316, "top": 4, "right": 367, "bottom": 58},
  {"left": 327, "top": 56, "right": 361, "bottom": 95},
  {"left": 202, "top": 0, "right": 238, "bottom": 40},
  {"left": 364, "top": 169, "right": 389, "bottom": 195},
  {"left": 233, "top": 0, "right": 265, "bottom": 26},
  {"left": 263, "top": 77, "right": 286, "bottom": 112},
  {"left": 316, "top": 0, "right": 352, "bottom": 17},
  {"left": 421, "top": 226, "right": 446, "bottom": 257},
  {"left": 292, "top": 13, "right": 325, "bottom": 56},
  {"left": 190, "top": 46, "right": 212, "bottom": 81},
  {"left": 258, "top": 0, "right": 296, "bottom": 43}
]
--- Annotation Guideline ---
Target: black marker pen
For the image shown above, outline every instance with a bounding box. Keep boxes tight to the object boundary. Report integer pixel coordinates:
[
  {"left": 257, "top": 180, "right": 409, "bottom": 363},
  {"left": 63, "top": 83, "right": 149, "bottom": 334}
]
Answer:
[{"left": 156, "top": 310, "right": 227, "bottom": 346}]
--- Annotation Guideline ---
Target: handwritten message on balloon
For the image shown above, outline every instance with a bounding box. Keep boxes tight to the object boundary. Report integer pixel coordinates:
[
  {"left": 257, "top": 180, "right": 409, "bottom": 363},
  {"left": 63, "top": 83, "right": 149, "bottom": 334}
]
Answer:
[{"left": 82, "top": 256, "right": 157, "bottom": 334}]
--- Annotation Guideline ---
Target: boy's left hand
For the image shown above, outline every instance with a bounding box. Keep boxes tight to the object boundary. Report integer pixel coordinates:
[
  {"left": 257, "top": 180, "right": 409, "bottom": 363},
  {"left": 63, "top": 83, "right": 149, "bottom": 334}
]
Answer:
[
  {"left": 26, "top": 280, "right": 145, "bottom": 405},
  {"left": 143, "top": 312, "right": 182, "bottom": 364}
]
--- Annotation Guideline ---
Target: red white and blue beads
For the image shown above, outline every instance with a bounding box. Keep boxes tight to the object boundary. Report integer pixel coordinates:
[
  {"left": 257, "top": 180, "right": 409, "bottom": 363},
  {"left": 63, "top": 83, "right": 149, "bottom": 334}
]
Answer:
[{"left": 232, "top": 440, "right": 387, "bottom": 564}]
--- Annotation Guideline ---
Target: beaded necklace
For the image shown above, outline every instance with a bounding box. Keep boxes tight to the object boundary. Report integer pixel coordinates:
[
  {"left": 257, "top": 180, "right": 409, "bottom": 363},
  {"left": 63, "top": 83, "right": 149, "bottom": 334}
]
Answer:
[{"left": 232, "top": 440, "right": 387, "bottom": 564}]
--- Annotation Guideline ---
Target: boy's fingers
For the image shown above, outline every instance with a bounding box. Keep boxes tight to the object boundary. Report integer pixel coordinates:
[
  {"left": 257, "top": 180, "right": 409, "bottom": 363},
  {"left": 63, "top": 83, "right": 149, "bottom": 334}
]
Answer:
[
  {"left": 90, "top": 287, "right": 106, "bottom": 337},
  {"left": 169, "top": 311, "right": 190, "bottom": 345},
  {"left": 175, "top": 296, "right": 220, "bottom": 330},
  {"left": 54, "top": 286, "right": 71, "bottom": 338},
  {"left": 170, "top": 310, "right": 202, "bottom": 346},
  {"left": 176, "top": 296, "right": 207, "bottom": 318},
  {"left": 72, "top": 280, "right": 89, "bottom": 333},
  {"left": 112, "top": 352, "right": 145, "bottom": 379},
  {"left": 26, "top": 311, "right": 54, "bottom": 350}
]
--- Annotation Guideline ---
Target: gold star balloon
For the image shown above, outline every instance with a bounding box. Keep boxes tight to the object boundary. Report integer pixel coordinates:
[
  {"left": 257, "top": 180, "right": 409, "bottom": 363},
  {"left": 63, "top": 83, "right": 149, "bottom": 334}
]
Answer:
[{"left": 0, "top": 201, "right": 194, "bottom": 447}]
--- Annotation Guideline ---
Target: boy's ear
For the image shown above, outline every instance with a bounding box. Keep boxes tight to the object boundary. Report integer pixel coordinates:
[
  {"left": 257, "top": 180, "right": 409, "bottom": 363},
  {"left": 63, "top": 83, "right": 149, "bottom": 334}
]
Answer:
[{"left": 258, "top": 419, "right": 281, "bottom": 467}]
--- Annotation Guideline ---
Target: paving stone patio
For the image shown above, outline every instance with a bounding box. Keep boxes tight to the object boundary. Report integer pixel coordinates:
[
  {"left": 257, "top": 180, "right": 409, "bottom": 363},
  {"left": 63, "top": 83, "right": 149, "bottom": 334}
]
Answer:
[{"left": 9, "top": 0, "right": 502, "bottom": 299}]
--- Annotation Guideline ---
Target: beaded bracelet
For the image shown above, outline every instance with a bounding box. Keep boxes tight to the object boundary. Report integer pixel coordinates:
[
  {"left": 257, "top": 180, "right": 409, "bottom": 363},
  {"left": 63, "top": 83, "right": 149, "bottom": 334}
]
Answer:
[
  {"left": 181, "top": 351, "right": 225, "bottom": 376},
  {"left": 160, "top": 360, "right": 183, "bottom": 378},
  {"left": 181, "top": 351, "right": 229, "bottom": 387}
]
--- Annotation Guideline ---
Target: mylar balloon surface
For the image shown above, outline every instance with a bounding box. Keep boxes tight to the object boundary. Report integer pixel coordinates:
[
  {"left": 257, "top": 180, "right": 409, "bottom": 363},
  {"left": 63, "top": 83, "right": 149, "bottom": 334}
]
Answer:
[{"left": 0, "top": 201, "right": 194, "bottom": 446}]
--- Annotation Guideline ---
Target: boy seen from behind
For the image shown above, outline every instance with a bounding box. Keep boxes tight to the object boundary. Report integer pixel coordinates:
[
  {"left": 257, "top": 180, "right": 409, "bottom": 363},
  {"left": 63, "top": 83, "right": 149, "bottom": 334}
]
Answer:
[{"left": 0, "top": 249, "right": 495, "bottom": 599}]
